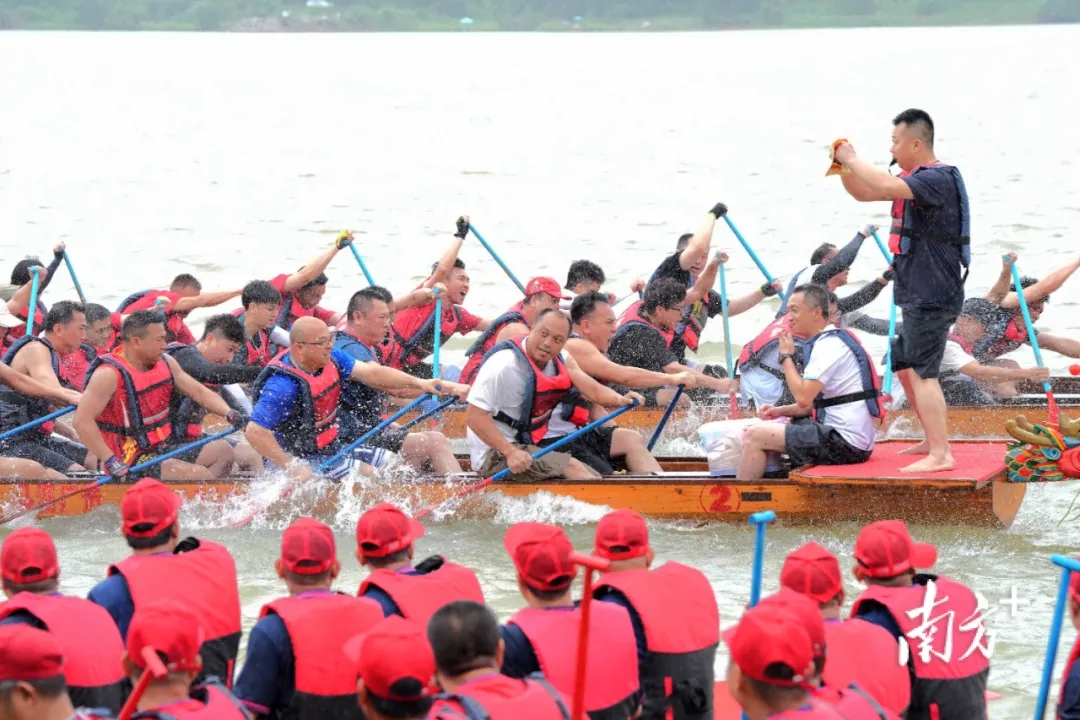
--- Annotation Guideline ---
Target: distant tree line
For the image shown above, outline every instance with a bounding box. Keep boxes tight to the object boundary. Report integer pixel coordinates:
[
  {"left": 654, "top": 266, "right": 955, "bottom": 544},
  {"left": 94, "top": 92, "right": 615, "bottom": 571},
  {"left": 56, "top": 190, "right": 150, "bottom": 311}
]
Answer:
[{"left": 0, "top": 0, "right": 1076, "bottom": 31}]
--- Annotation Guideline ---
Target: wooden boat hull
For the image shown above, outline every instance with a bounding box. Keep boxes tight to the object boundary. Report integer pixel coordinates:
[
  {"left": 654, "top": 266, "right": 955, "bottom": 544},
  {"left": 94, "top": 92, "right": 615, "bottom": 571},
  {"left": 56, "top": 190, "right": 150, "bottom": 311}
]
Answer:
[{"left": 0, "top": 443, "right": 1026, "bottom": 528}]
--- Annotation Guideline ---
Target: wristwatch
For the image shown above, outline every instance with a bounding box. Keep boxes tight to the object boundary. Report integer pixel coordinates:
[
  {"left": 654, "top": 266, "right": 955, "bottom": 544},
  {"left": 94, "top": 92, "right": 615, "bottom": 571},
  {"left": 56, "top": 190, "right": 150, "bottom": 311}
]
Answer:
[{"left": 778, "top": 353, "right": 795, "bottom": 363}]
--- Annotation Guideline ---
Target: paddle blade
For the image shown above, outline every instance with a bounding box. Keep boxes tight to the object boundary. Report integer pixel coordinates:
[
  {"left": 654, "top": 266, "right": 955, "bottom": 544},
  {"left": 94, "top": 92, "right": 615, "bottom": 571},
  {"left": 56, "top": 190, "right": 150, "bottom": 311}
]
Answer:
[
  {"left": 1047, "top": 388, "right": 1060, "bottom": 426},
  {"left": 413, "top": 477, "right": 493, "bottom": 520},
  {"left": 728, "top": 391, "right": 740, "bottom": 419}
]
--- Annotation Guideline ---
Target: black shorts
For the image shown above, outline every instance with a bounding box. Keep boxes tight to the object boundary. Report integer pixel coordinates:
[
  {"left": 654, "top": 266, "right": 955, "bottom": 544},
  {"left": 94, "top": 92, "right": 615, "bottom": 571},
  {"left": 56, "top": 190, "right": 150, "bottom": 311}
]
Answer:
[
  {"left": 143, "top": 442, "right": 202, "bottom": 465},
  {"left": 0, "top": 435, "right": 88, "bottom": 473},
  {"left": 891, "top": 306, "right": 959, "bottom": 380},
  {"left": 784, "top": 418, "right": 872, "bottom": 468},
  {"left": 539, "top": 426, "right": 617, "bottom": 475}
]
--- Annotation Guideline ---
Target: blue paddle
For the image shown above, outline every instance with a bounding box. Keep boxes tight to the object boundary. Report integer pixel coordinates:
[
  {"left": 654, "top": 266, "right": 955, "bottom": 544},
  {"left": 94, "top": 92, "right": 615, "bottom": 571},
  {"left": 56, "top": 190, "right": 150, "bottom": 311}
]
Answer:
[
  {"left": 62, "top": 249, "right": 88, "bottom": 305},
  {"left": 647, "top": 385, "right": 684, "bottom": 452},
  {"left": 1034, "top": 554, "right": 1080, "bottom": 719},
  {"left": 467, "top": 223, "right": 527, "bottom": 294},
  {"left": 348, "top": 244, "right": 376, "bottom": 286},
  {"left": 721, "top": 216, "right": 786, "bottom": 303},
  {"left": 0, "top": 406, "right": 76, "bottom": 445},
  {"left": 1011, "top": 261, "right": 1059, "bottom": 425},
  {"left": 748, "top": 510, "right": 776, "bottom": 607},
  {"left": 413, "top": 401, "right": 639, "bottom": 519},
  {"left": 26, "top": 267, "right": 41, "bottom": 336},
  {"left": 870, "top": 229, "right": 898, "bottom": 399},
  {"left": 432, "top": 291, "right": 443, "bottom": 396},
  {"left": 399, "top": 397, "right": 456, "bottom": 431},
  {"left": 0, "top": 429, "right": 236, "bottom": 525},
  {"left": 718, "top": 255, "right": 739, "bottom": 416}
]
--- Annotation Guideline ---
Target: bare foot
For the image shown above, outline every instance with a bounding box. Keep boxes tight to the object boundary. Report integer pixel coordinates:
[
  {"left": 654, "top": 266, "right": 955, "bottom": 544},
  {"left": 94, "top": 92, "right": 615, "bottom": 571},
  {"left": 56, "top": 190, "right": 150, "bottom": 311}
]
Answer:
[
  {"left": 898, "top": 440, "right": 931, "bottom": 456},
  {"left": 900, "top": 454, "right": 956, "bottom": 473}
]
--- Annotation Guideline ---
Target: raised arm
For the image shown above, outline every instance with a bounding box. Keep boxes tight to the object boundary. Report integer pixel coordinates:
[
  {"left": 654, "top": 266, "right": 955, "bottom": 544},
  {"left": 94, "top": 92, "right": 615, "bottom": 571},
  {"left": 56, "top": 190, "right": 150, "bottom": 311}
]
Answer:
[
  {"left": 837, "top": 276, "right": 889, "bottom": 315},
  {"left": 1000, "top": 256, "right": 1080, "bottom": 309},
  {"left": 685, "top": 255, "right": 721, "bottom": 306},
  {"left": 983, "top": 253, "right": 1017, "bottom": 304},
  {"left": 728, "top": 283, "right": 780, "bottom": 317},
  {"left": 426, "top": 217, "right": 470, "bottom": 288},
  {"left": 679, "top": 205, "right": 726, "bottom": 271},
  {"left": 835, "top": 144, "right": 913, "bottom": 202},
  {"left": 281, "top": 233, "right": 352, "bottom": 293}
]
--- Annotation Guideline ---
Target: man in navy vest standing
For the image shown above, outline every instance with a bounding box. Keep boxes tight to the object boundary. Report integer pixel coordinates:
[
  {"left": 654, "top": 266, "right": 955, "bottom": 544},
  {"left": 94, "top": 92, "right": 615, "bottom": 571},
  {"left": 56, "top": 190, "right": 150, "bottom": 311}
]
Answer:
[{"left": 833, "top": 109, "right": 970, "bottom": 474}]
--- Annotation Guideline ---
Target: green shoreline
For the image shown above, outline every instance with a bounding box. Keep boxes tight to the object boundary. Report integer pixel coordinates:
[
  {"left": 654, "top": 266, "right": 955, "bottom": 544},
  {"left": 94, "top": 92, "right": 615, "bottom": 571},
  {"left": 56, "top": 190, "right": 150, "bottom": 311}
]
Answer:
[{"left": 1, "top": 0, "right": 1077, "bottom": 32}]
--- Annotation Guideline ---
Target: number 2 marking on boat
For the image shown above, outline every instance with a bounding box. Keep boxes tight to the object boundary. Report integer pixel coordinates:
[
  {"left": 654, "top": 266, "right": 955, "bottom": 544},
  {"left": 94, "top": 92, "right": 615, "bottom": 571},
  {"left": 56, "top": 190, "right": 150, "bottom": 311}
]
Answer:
[{"left": 699, "top": 484, "right": 741, "bottom": 513}]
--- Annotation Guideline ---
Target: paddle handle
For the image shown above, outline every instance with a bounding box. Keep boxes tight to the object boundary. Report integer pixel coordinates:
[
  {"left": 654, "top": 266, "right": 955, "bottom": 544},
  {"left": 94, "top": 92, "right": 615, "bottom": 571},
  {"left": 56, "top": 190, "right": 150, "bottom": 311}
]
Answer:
[
  {"left": 62, "top": 250, "right": 87, "bottom": 305},
  {"left": 870, "top": 229, "right": 894, "bottom": 264},
  {"left": 27, "top": 267, "right": 41, "bottom": 336},
  {"left": 1010, "top": 263, "right": 1057, "bottom": 423},
  {"left": 467, "top": 223, "right": 526, "bottom": 294},
  {"left": 571, "top": 565, "right": 601, "bottom": 720},
  {"left": 647, "top": 386, "right": 683, "bottom": 451},
  {"left": 0, "top": 406, "right": 75, "bottom": 444},
  {"left": 317, "top": 395, "right": 430, "bottom": 472},
  {"left": 399, "top": 397, "right": 456, "bottom": 432},
  {"left": 718, "top": 257, "right": 740, "bottom": 419},
  {"left": 432, "top": 294, "right": 442, "bottom": 395},
  {"left": 721, "top": 216, "right": 785, "bottom": 302},
  {"left": 748, "top": 510, "right": 776, "bottom": 608},
  {"left": 1034, "top": 554, "right": 1080, "bottom": 719},
  {"left": 349, "top": 244, "right": 376, "bottom": 286},
  {"left": 883, "top": 301, "right": 898, "bottom": 398}
]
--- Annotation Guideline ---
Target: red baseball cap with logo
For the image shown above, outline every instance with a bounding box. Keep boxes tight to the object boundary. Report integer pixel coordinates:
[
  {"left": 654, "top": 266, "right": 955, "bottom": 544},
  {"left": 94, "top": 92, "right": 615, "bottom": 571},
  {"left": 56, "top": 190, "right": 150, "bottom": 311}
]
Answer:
[
  {"left": 781, "top": 542, "right": 844, "bottom": 604},
  {"left": 853, "top": 520, "right": 937, "bottom": 578},
  {"left": 121, "top": 478, "right": 183, "bottom": 538},
  {"left": 1, "top": 527, "right": 59, "bottom": 585},
  {"left": 127, "top": 600, "right": 205, "bottom": 673},
  {"left": 723, "top": 603, "right": 815, "bottom": 688},
  {"left": 0, "top": 625, "right": 64, "bottom": 682},
  {"left": 525, "top": 277, "right": 571, "bottom": 301},
  {"left": 356, "top": 503, "right": 425, "bottom": 558},
  {"left": 504, "top": 522, "right": 578, "bottom": 592},
  {"left": 758, "top": 588, "right": 827, "bottom": 664},
  {"left": 594, "top": 509, "right": 650, "bottom": 561},
  {"left": 345, "top": 616, "right": 437, "bottom": 702},
  {"left": 281, "top": 517, "right": 336, "bottom": 575}
]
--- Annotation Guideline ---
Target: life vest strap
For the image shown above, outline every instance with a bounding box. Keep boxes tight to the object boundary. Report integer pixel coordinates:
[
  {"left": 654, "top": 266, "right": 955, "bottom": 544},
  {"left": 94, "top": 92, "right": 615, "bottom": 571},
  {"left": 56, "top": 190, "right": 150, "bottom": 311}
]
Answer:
[
  {"left": 845, "top": 683, "right": 890, "bottom": 720},
  {"left": 891, "top": 223, "right": 970, "bottom": 246},
  {"left": 813, "top": 388, "right": 881, "bottom": 409}
]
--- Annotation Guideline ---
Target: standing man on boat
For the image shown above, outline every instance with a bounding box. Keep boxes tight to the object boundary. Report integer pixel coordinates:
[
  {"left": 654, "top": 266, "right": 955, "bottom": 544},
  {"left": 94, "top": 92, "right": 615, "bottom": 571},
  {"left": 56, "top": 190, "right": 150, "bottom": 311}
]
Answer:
[
  {"left": 388, "top": 217, "right": 491, "bottom": 378},
  {"left": 592, "top": 510, "right": 720, "bottom": 720},
  {"left": 0, "top": 527, "right": 127, "bottom": 713},
  {"left": 833, "top": 109, "right": 968, "bottom": 473},
  {"left": 737, "top": 285, "right": 879, "bottom": 481},
  {"left": 542, "top": 291, "right": 693, "bottom": 474},
  {"left": 231, "top": 280, "right": 283, "bottom": 369},
  {"left": 500, "top": 521, "right": 641, "bottom": 720},
  {"left": 607, "top": 278, "right": 738, "bottom": 406},
  {"left": 245, "top": 317, "right": 467, "bottom": 482},
  {"left": 0, "top": 301, "right": 94, "bottom": 477},
  {"left": 465, "top": 308, "right": 638, "bottom": 482},
  {"left": 74, "top": 310, "right": 245, "bottom": 481},
  {"left": 234, "top": 517, "right": 383, "bottom": 720},
  {"left": 458, "top": 276, "right": 568, "bottom": 385},
  {"left": 88, "top": 478, "right": 242, "bottom": 687},
  {"left": 355, "top": 502, "right": 485, "bottom": 625},
  {"left": 333, "top": 288, "right": 463, "bottom": 474},
  {"left": 849, "top": 520, "right": 989, "bottom": 720}
]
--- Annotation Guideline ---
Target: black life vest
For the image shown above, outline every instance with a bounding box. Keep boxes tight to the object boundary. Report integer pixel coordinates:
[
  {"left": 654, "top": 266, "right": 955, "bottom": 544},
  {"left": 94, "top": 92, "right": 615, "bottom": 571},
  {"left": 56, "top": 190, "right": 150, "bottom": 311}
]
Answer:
[
  {"left": 889, "top": 164, "right": 971, "bottom": 280},
  {"left": 230, "top": 309, "right": 272, "bottom": 368},
  {"left": 163, "top": 343, "right": 213, "bottom": 442},
  {"left": 613, "top": 302, "right": 674, "bottom": 348}
]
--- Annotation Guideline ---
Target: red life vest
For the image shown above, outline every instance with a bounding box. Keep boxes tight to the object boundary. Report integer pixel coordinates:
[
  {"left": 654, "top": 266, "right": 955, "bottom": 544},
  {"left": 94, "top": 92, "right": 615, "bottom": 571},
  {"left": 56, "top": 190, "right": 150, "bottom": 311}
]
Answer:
[
  {"left": 768, "top": 697, "right": 850, "bottom": 719},
  {"left": 91, "top": 350, "right": 174, "bottom": 463},
  {"left": 60, "top": 342, "right": 98, "bottom": 392},
  {"left": 888, "top": 164, "right": 971, "bottom": 275},
  {"left": 1059, "top": 635, "right": 1080, "bottom": 719},
  {"left": 594, "top": 563, "right": 719, "bottom": 720},
  {"left": 613, "top": 301, "right": 675, "bottom": 348},
  {"left": 390, "top": 300, "right": 465, "bottom": 370},
  {"left": 850, "top": 575, "right": 989, "bottom": 720},
  {"left": 948, "top": 334, "right": 974, "bottom": 355},
  {"left": 460, "top": 307, "right": 529, "bottom": 384},
  {"left": 1, "top": 300, "right": 46, "bottom": 353},
  {"left": 481, "top": 334, "right": 572, "bottom": 446},
  {"left": 230, "top": 309, "right": 271, "bottom": 368},
  {"left": 357, "top": 557, "right": 485, "bottom": 626},
  {"left": 268, "top": 274, "right": 330, "bottom": 333},
  {"left": 109, "top": 539, "right": 242, "bottom": 687},
  {"left": 0, "top": 593, "right": 126, "bottom": 713},
  {"left": 260, "top": 592, "right": 383, "bottom": 720},
  {"left": 251, "top": 352, "right": 341, "bottom": 457},
  {"left": 736, "top": 315, "right": 804, "bottom": 381},
  {"left": 972, "top": 313, "right": 1030, "bottom": 364},
  {"left": 812, "top": 686, "right": 897, "bottom": 719},
  {"left": 120, "top": 290, "right": 195, "bottom": 346},
  {"left": 0, "top": 335, "right": 62, "bottom": 437},
  {"left": 130, "top": 680, "right": 249, "bottom": 720},
  {"left": 508, "top": 604, "right": 639, "bottom": 720},
  {"left": 429, "top": 673, "right": 571, "bottom": 720},
  {"left": 801, "top": 328, "right": 884, "bottom": 420},
  {"left": 821, "top": 619, "right": 910, "bottom": 717}
]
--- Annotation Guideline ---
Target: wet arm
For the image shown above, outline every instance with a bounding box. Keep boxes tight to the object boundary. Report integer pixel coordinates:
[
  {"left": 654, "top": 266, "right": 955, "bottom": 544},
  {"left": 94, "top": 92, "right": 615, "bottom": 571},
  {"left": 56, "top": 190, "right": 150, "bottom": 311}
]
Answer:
[
  {"left": 727, "top": 287, "right": 770, "bottom": 317},
  {"left": 839, "top": 156, "right": 913, "bottom": 201},
  {"left": 573, "top": 342, "right": 679, "bottom": 389},
  {"left": 171, "top": 347, "right": 262, "bottom": 385},
  {"left": 983, "top": 259, "right": 1014, "bottom": 304},
  {"left": 72, "top": 368, "right": 119, "bottom": 462},
  {"left": 837, "top": 280, "right": 886, "bottom": 315},
  {"left": 567, "top": 353, "right": 632, "bottom": 406},
  {"left": 36, "top": 253, "right": 64, "bottom": 294},
  {"left": 466, "top": 404, "right": 518, "bottom": 458},
  {"left": 282, "top": 243, "right": 342, "bottom": 293},
  {"left": 426, "top": 235, "right": 466, "bottom": 288},
  {"left": 172, "top": 289, "right": 242, "bottom": 313},
  {"left": 845, "top": 312, "right": 896, "bottom": 337},
  {"left": 685, "top": 258, "right": 719, "bottom": 305},
  {"left": 0, "top": 363, "right": 79, "bottom": 406},
  {"left": 165, "top": 356, "right": 233, "bottom": 416},
  {"left": 1036, "top": 333, "right": 1080, "bottom": 359},
  {"left": 1001, "top": 257, "right": 1080, "bottom": 309},
  {"left": 679, "top": 212, "right": 718, "bottom": 271},
  {"left": 245, "top": 422, "right": 291, "bottom": 468}
]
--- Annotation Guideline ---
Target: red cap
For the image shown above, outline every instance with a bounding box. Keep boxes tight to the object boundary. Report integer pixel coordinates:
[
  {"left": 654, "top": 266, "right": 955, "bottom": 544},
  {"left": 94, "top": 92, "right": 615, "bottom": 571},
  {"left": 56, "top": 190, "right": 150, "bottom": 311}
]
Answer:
[
  {"left": 356, "top": 503, "right": 425, "bottom": 558},
  {"left": 780, "top": 542, "right": 843, "bottom": 604},
  {"left": 594, "top": 509, "right": 650, "bottom": 561},
  {"left": 504, "top": 522, "right": 578, "bottom": 592},
  {"left": 0, "top": 625, "right": 64, "bottom": 682},
  {"left": 525, "top": 277, "right": 571, "bottom": 300},
  {"left": 126, "top": 600, "right": 204, "bottom": 673},
  {"left": 346, "top": 616, "right": 437, "bottom": 702},
  {"left": 121, "top": 478, "right": 182, "bottom": 538},
  {"left": 723, "top": 603, "right": 815, "bottom": 687},
  {"left": 1, "top": 527, "right": 59, "bottom": 584},
  {"left": 853, "top": 520, "right": 937, "bottom": 578},
  {"left": 281, "top": 517, "right": 336, "bottom": 575},
  {"left": 758, "top": 588, "right": 827, "bottom": 663}
]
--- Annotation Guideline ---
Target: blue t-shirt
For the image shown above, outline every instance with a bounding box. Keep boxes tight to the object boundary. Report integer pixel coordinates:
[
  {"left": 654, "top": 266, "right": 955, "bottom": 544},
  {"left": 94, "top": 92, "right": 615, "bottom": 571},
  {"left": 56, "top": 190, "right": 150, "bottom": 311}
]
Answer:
[
  {"left": 1060, "top": 651, "right": 1080, "bottom": 720},
  {"left": 499, "top": 623, "right": 542, "bottom": 678},
  {"left": 87, "top": 574, "right": 137, "bottom": 640},
  {"left": 360, "top": 566, "right": 425, "bottom": 618},
  {"left": 251, "top": 349, "right": 357, "bottom": 452},
  {"left": 894, "top": 165, "right": 968, "bottom": 311},
  {"left": 331, "top": 331, "right": 384, "bottom": 439}
]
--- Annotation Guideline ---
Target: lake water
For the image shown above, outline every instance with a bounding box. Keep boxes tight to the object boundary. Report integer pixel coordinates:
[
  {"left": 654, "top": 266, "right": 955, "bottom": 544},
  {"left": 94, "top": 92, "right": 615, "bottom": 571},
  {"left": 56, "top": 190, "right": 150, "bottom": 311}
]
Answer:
[{"left": 2, "top": 26, "right": 1080, "bottom": 718}]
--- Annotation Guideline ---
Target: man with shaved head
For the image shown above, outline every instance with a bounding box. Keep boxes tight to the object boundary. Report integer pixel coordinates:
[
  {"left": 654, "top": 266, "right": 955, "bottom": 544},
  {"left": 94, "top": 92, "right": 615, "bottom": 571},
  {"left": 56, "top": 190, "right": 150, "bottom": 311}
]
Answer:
[{"left": 246, "top": 317, "right": 469, "bottom": 482}]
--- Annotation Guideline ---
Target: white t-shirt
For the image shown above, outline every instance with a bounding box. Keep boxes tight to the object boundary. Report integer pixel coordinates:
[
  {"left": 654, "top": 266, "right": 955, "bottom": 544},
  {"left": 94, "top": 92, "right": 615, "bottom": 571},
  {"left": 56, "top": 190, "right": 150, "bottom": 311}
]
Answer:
[
  {"left": 466, "top": 337, "right": 568, "bottom": 468},
  {"left": 802, "top": 331, "right": 877, "bottom": 452},
  {"left": 940, "top": 338, "right": 977, "bottom": 376}
]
